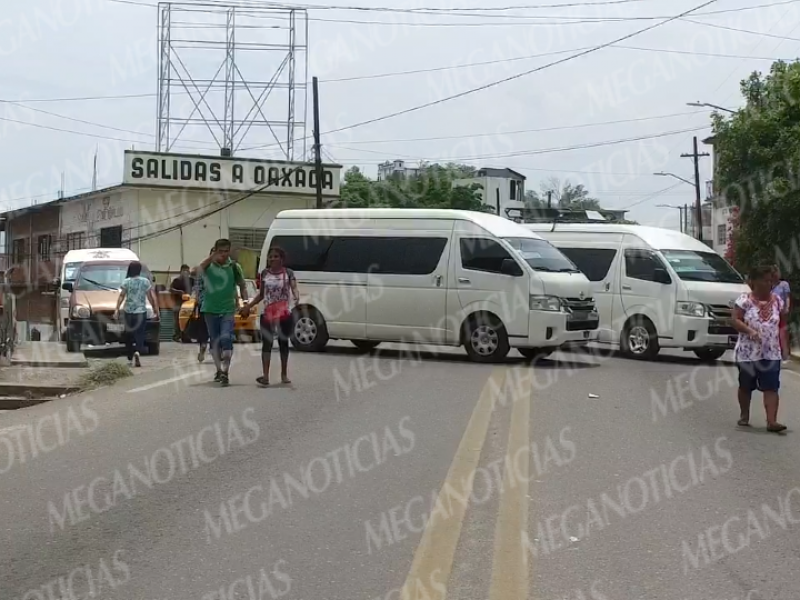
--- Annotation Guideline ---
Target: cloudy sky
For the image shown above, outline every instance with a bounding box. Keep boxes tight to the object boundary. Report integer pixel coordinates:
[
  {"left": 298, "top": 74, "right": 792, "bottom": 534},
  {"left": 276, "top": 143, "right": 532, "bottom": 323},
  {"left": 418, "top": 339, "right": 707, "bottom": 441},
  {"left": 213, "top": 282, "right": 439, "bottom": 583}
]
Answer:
[{"left": 1, "top": 0, "right": 799, "bottom": 229}]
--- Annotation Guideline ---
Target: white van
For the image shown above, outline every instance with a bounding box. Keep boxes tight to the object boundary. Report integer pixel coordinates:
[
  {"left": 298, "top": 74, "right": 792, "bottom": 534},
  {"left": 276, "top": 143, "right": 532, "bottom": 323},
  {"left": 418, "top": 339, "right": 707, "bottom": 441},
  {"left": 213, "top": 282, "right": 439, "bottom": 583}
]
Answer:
[
  {"left": 260, "top": 209, "right": 599, "bottom": 363},
  {"left": 57, "top": 248, "right": 139, "bottom": 341},
  {"left": 522, "top": 223, "right": 748, "bottom": 361}
]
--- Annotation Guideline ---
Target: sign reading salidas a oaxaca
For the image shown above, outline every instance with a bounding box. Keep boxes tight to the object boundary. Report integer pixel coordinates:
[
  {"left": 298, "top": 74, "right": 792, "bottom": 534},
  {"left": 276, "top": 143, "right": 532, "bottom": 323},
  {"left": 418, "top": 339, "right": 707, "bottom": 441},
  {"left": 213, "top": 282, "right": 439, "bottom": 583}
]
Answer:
[{"left": 123, "top": 151, "right": 340, "bottom": 196}]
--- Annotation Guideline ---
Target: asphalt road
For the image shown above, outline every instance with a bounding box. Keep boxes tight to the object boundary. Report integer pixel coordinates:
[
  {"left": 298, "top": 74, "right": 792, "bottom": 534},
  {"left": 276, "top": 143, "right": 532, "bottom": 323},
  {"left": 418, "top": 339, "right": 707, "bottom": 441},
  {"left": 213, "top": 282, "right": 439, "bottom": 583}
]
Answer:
[{"left": 2, "top": 342, "right": 800, "bottom": 600}]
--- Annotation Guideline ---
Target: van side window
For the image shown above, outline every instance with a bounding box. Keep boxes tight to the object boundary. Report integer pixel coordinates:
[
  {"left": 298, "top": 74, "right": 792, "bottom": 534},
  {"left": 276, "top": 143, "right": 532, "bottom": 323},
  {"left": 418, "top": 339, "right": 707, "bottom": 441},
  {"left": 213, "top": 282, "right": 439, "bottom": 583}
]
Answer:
[
  {"left": 271, "top": 235, "right": 332, "bottom": 271},
  {"left": 460, "top": 238, "right": 514, "bottom": 274},
  {"left": 624, "top": 249, "right": 664, "bottom": 282},
  {"left": 558, "top": 247, "right": 617, "bottom": 282},
  {"left": 372, "top": 238, "right": 447, "bottom": 275},
  {"left": 325, "top": 238, "right": 377, "bottom": 273},
  {"left": 271, "top": 235, "right": 447, "bottom": 274}
]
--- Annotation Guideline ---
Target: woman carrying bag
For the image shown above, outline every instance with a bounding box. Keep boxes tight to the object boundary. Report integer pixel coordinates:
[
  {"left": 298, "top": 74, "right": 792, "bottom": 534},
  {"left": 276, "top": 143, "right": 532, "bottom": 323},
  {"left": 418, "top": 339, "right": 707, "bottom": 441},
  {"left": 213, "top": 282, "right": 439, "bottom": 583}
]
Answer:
[{"left": 241, "top": 246, "right": 299, "bottom": 387}]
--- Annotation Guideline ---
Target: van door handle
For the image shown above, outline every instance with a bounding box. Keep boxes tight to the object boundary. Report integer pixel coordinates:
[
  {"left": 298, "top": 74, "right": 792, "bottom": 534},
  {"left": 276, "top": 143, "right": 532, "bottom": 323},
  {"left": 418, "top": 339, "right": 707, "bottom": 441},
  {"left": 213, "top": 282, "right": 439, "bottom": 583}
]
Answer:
[
  {"left": 622, "top": 285, "right": 632, "bottom": 290},
  {"left": 603, "top": 282, "right": 610, "bottom": 292},
  {"left": 458, "top": 277, "right": 471, "bottom": 284},
  {"left": 434, "top": 275, "right": 443, "bottom": 287}
]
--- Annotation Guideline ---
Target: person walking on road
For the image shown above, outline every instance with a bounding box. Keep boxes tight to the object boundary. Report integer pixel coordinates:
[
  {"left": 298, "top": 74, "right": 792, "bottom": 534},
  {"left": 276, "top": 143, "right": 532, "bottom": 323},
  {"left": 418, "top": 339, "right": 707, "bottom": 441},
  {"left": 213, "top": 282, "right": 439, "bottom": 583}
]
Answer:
[
  {"left": 191, "top": 248, "right": 215, "bottom": 363},
  {"left": 170, "top": 264, "right": 193, "bottom": 342},
  {"left": 196, "top": 239, "right": 248, "bottom": 386},
  {"left": 241, "top": 246, "right": 299, "bottom": 387},
  {"left": 772, "top": 264, "right": 791, "bottom": 364},
  {"left": 114, "top": 261, "right": 159, "bottom": 368},
  {"left": 732, "top": 264, "right": 787, "bottom": 432}
]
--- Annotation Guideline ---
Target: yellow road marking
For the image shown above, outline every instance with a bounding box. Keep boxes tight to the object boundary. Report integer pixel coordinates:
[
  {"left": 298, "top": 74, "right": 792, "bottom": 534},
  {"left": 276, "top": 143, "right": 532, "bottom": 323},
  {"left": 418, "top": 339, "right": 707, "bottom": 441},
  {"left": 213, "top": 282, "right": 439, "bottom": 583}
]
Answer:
[
  {"left": 489, "top": 367, "right": 531, "bottom": 600},
  {"left": 400, "top": 367, "right": 507, "bottom": 600}
]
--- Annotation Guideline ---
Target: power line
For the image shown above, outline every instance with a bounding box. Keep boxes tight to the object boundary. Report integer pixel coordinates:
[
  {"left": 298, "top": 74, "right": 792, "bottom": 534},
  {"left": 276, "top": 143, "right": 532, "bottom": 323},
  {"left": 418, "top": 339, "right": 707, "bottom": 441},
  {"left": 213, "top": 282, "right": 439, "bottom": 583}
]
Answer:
[
  {"left": 328, "top": 125, "right": 710, "bottom": 163},
  {"left": 622, "top": 183, "right": 685, "bottom": 209},
  {"left": 104, "top": 0, "right": 789, "bottom": 26},
  {"left": 13, "top": 41, "right": 789, "bottom": 107},
  {"left": 682, "top": 17, "right": 800, "bottom": 43},
  {"left": 337, "top": 111, "right": 707, "bottom": 145},
  {"left": 0, "top": 99, "right": 217, "bottom": 147},
  {"left": 313, "top": 0, "right": 719, "bottom": 140}
]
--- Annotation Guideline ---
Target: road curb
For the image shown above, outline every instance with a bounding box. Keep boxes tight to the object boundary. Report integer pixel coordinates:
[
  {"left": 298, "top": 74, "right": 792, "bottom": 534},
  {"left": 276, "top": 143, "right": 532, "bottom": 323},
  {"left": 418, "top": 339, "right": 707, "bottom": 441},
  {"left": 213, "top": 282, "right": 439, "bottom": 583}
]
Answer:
[
  {"left": 10, "top": 358, "right": 89, "bottom": 368},
  {"left": 0, "top": 384, "right": 81, "bottom": 409}
]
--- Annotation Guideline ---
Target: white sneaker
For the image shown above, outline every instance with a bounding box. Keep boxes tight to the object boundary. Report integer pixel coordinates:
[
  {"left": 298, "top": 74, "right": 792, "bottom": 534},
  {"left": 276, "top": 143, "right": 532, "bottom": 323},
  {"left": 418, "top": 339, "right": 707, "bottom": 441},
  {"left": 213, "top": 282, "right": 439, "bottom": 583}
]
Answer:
[
  {"left": 134, "top": 352, "right": 141, "bottom": 367},
  {"left": 127, "top": 359, "right": 134, "bottom": 368}
]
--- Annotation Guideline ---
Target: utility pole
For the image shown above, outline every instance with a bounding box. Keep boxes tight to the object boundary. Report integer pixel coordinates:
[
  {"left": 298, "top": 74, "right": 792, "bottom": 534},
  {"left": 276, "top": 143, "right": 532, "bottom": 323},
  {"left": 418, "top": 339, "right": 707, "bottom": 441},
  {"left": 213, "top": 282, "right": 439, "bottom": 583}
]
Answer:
[
  {"left": 680, "top": 136, "right": 709, "bottom": 243},
  {"left": 312, "top": 76, "right": 323, "bottom": 209},
  {"left": 547, "top": 190, "right": 552, "bottom": 209}
]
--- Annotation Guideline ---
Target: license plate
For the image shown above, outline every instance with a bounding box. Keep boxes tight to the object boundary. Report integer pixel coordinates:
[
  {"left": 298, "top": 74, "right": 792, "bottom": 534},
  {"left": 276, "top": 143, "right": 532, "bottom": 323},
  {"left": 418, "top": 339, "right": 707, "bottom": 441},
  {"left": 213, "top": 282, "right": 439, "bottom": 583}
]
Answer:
[
  {"left": 107, "top": 323, "right": 125, "bottom": 332},
  {"left": 728, "top": 335, "right": 738, "bottom": 346}
]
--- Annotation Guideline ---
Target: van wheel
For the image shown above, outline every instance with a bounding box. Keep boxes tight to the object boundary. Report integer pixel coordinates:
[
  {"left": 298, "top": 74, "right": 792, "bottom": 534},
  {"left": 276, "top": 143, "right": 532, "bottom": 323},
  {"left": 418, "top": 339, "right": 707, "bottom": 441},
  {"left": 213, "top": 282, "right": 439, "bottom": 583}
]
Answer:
[
  {"left": 464, "top": 316, "right": 510, "bottom": 363},
  {"left": 66, "top": 337, "right": 81, "bottom": 353},
  {"left": 519, "top": 347, "right": 553, "bottom": 361},
  {"left": 352, "top": 340, "right": 380, "bottom": 352},
  {"left": 291, "top": 308, "right": 329, "bottom": 352},
  {"left": 148, "top": 342, "right": 161, "bottom": 356},
  {"left": 621, "top": 317, "right": 659, "bottom": 360},
  {"left": 694, "top": 348, "right": 726, "bottom": 362}
]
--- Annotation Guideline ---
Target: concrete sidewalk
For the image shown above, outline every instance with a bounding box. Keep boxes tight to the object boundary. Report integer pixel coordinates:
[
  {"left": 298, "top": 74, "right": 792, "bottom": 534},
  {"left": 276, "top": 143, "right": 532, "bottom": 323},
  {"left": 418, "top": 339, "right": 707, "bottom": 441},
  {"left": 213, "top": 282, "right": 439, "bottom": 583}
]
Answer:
[{"left": 11, "top": 341, "right": 88, "bottom": 368}]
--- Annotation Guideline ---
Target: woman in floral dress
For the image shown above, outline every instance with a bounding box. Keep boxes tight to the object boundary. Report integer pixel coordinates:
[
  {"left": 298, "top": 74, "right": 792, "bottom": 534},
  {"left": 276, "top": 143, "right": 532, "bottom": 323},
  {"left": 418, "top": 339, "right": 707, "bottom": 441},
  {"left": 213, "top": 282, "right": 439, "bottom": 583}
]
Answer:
[{"left": 732, "top": 265, "right": 787, "bottom": 432}]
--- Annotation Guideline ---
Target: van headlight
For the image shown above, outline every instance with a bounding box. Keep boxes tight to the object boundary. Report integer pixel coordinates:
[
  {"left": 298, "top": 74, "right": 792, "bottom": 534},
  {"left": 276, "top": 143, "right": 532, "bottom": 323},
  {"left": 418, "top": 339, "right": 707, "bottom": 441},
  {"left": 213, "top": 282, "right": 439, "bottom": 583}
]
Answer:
[
  {"left": 530, "top": 295, "right": 563, "bottom": 312},
  {"left": 676, "top": 302, "right": 706, "bottom": 317},
  {"left": 72, "top": 305, "right": 90, "bottom": 319}
]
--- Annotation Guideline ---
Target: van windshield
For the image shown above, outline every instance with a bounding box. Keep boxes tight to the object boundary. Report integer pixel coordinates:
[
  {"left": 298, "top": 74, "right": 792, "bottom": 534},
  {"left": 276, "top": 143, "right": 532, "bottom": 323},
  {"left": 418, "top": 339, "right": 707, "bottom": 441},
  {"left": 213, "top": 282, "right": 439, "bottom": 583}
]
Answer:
[
  {"left": 504, "top": 237, "right": 581, "bottom": 273},
  {"left": 660, "top": 249, "right": 743, "bottom": 284},
  {"left": 75, "top": 263, "right": 152, "bottom": 291}
]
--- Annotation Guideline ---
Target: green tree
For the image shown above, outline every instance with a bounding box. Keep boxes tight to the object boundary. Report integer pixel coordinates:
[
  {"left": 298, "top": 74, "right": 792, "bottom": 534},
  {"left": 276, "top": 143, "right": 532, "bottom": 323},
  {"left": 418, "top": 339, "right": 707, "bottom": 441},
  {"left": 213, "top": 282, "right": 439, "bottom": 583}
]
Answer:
[
  {"left": 337, "top": 166, "right": 380, "bottom": 208},
  {"left": 337, "top": 163, "right": 491, "bottom": 212},
  {"left": 539, "top": 177, "right": 601, "bottom": 209},
  {"left": 713, "top": 64, "right": 800, "bottom": 257},
  {"left": 712, "top": 60, "right": 800, "bottom": 327}
]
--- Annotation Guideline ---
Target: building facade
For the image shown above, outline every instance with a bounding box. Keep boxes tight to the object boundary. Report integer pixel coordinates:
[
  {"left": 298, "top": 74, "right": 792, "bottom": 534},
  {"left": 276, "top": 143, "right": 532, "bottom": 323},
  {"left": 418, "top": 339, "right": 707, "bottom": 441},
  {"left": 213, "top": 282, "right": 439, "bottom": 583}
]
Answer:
[
  {"left": 1, "top": 150, "right": 342, "bottom": 338},
  {"left": 376, "top": 159, "right": 423, "bottom": 181},
  {"left": 454, "top": 167, "right": 526, "bottom": 218},
  {"left": 1, "top": 203, "right": 62, "bottom": 340}
]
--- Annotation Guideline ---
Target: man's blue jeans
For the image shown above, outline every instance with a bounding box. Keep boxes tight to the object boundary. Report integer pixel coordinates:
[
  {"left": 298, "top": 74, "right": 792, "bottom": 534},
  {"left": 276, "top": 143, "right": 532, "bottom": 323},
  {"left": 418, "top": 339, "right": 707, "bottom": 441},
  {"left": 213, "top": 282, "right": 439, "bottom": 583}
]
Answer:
[{"left": 204, "top": 313, "right": 235, "bottom": 364}]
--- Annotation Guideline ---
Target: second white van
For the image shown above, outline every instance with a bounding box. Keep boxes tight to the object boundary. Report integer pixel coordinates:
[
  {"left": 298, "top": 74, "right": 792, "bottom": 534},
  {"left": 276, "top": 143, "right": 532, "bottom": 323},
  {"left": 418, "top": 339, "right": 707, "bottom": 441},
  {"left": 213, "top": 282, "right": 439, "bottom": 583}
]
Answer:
[
  {"left": 260, "top": 208, "right": 600, "bottom": 363},
  {"left": 523, "top": 223, "right": 748, "bottom": 361}
]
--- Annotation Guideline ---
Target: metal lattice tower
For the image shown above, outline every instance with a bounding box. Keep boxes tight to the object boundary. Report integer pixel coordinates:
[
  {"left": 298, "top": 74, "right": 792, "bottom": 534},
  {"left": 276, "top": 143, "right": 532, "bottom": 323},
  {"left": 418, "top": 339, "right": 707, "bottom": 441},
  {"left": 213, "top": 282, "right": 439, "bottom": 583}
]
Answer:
[{"left": 156, "top": 2, "right": 308, "bottom": 160}]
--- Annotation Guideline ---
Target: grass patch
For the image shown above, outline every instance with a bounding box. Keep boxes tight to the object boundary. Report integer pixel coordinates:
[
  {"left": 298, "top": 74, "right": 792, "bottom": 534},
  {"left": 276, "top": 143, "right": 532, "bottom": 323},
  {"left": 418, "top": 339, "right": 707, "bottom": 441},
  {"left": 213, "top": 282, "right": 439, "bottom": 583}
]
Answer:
[{"left": 79, "top": 361, "right": 133, "bottom": 390}]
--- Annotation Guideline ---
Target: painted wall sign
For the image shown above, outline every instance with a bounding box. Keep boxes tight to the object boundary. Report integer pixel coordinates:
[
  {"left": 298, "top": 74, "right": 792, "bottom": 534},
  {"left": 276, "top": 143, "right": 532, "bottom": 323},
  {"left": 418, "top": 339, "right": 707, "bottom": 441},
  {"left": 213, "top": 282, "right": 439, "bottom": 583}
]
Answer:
[{"left": 123, "top": 151, "right": 341, "bottom": 196}]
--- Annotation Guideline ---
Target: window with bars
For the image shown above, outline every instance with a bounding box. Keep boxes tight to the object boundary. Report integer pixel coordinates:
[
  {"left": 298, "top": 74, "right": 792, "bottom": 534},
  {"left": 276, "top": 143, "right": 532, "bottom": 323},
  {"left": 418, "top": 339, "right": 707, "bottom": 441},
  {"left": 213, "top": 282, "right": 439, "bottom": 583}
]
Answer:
[
  {"left": 716, "top": 224, "right": 727, "bottom": 246},
  {"left": 66, "top": 232, "right": 85, "bottom": 251},
  {"left": 37, "top": 234, "right": 52, "bottom": 261},
  {"left": 229, "top": 228, "right": 268, "bottom": 250},
  {"left": 11, "top": 238, "right": 26, "bottom": 264}
]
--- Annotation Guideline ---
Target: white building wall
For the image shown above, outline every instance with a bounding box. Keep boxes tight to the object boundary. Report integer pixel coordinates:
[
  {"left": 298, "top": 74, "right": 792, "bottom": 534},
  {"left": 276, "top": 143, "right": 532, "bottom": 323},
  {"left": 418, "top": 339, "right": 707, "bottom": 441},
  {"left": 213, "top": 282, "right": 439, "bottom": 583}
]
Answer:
[
  {"left": 454, "top": 176, "right": 525, "bottom": 217},
  {"left": 133, "top": 188, "right": 313, "bottom": 272},
  {"left": 711, "top": 205, "right": 733, "bottom": 255},
  {"left": 59, "top": 189, "right": 137, "bottom": 250}
]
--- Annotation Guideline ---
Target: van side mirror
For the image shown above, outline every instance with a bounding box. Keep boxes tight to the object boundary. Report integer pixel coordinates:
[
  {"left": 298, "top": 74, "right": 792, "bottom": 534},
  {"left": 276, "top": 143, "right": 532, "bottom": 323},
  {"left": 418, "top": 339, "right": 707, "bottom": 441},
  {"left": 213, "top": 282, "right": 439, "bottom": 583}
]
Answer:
[
  {"left": 653, "top": 268, "right": 671, "bottom": 284},
  {"left": 501, "top": 259, "right": 523, "bottom": 277},
  {"left": 61, "top": 282, "right": 73, "bottom": 293}
]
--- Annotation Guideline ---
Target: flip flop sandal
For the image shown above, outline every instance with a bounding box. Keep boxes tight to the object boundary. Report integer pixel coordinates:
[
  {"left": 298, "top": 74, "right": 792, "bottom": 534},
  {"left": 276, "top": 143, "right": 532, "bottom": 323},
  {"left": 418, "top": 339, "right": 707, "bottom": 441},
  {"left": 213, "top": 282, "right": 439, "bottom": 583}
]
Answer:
[
  {"left": 767, "top": 423, "right": 788, "bottom": 433},
  {"left": 737, "top": 419, "right": 751, "bottom": 427},
  {"left": 256, "top": 376, "right": 270, "bottom": 387},
  {"left": 281, "top": 378, "right": 292, "bottom": 385}
]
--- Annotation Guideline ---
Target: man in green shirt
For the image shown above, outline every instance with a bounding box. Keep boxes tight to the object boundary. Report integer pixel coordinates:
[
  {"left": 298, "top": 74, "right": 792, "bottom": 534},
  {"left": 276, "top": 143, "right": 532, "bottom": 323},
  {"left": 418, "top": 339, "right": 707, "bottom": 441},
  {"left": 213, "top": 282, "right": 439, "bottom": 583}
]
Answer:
[{"left": 195, "top": 239, "right": 248, "bottom": 386}]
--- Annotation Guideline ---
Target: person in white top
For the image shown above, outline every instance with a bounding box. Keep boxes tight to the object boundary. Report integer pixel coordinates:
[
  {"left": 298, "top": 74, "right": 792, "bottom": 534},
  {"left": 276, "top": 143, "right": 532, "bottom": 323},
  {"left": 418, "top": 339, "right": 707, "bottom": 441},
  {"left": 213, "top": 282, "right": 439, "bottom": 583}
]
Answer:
[{"left": 731, "top": 265, "right": 786, "bottom": 432}]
